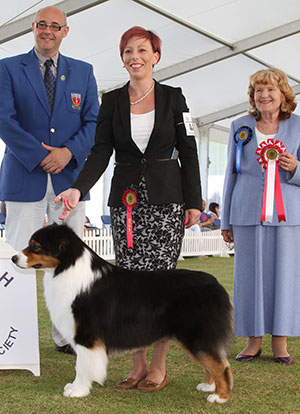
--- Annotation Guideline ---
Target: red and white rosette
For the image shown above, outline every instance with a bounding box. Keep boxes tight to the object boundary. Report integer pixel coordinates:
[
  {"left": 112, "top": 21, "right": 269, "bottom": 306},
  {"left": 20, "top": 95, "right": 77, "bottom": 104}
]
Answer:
[
  {"left": 256, "top": 139, "right": 286, "bottom": 223},
  {"left": 122, "top": 189, "right": 138, "bottom": 248}
]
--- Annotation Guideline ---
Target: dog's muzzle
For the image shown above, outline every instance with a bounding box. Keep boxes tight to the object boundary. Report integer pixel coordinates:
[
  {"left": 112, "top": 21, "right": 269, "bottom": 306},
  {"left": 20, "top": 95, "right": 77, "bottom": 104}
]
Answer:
[{"left": 11, "top": 253, "right": 28, "bottom": 269}]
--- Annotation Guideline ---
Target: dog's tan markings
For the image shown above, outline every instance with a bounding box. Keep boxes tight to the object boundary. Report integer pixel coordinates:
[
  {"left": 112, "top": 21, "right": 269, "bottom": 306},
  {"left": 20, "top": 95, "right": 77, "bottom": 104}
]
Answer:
[
  {"left": 29, "top": 240, "right": 41, "bottom": 247},
  {"left": 166, "top": 344, "right": 232, "bottom": 400},
  {"left": 73, "top": 323, "right": 106, "bottom": 352},
  {"left": 26, "top": 254, "right": 60, "bottom": 268},
  {"left": 196, "top": 353, "right": 233, "bottom": 400},
  {"left": 23, "top": 240, "right": 60, "bottom": 268},
  {"left": 203, "top": 368, "right": 215, "bottom": 387},
  {"left": 91, "top": 339, "right": 107, "bottom": 352}
]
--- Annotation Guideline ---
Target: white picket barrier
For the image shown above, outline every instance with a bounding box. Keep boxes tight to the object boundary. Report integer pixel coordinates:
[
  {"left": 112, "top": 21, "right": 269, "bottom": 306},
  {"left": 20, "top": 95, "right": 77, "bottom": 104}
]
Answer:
[
  {"left": 181, "top": 229, "right": 234, "bottom": 258},
  {"left": 84, "top": 228, "right": 115, "bottom": 260},
  {"left": 0, "top": 228, "right": 233, "bottom": 260}
]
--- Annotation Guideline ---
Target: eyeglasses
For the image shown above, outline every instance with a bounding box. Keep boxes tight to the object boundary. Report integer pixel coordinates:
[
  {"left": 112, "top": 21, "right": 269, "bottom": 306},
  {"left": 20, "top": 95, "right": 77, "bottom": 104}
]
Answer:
[{"left": 35, "top": 22, "right": 66, "bottom": 32}]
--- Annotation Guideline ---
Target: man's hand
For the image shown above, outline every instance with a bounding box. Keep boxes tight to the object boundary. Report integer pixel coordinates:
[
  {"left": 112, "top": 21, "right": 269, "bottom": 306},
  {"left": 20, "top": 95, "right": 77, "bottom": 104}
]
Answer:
[{"left": 40, "top": 142, "right": 72, "bottom": 174}]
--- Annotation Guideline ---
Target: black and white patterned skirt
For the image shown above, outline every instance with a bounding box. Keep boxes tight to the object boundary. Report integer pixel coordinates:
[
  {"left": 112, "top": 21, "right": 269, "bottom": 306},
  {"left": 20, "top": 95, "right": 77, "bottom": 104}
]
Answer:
[{"left": 110, "top": 178, "right": 184, "bottom": 271}]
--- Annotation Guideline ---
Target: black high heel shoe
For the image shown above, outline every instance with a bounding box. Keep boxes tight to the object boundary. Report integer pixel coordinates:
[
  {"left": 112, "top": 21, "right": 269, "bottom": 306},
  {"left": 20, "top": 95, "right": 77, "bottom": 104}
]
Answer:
[{"left": 236, "top": 348, "right": 261, "bottom": 362}]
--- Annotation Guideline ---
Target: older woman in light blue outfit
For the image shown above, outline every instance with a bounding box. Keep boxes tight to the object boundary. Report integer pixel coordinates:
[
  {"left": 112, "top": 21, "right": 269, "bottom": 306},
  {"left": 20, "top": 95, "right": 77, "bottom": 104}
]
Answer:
[{"left": 222, "top": 68, "right": 300, "bottom": 364}]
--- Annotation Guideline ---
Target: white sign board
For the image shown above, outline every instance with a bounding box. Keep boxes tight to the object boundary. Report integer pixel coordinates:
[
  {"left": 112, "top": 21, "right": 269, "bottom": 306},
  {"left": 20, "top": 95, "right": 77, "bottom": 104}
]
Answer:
[{"left": 0, "top": 242, "right": 40, "bottom": 376}]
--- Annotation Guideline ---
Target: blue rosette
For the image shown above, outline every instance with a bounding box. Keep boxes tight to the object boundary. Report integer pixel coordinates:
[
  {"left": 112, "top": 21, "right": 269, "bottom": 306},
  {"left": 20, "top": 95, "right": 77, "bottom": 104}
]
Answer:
[{"left": 234, "top": 126, "right": 252, "bottom": 174}]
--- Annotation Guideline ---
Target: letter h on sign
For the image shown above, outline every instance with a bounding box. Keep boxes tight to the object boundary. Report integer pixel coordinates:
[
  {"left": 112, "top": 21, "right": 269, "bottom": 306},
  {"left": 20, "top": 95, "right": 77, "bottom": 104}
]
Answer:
[{"left": 0, "top": 272, "right": 14, "bottom": 287}]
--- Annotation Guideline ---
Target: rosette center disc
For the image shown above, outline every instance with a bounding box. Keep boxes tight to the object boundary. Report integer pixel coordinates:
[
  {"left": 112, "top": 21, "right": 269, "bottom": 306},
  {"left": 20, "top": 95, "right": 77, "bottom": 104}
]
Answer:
[
  {"left": 266, "top": 148, "right": 278, "bottom": 160},
  {"left": 125, "top": 193, "right": 136, "bottom": 206},
  {"left": 238, "top": 130, "right": 248, "bottom": 141}
]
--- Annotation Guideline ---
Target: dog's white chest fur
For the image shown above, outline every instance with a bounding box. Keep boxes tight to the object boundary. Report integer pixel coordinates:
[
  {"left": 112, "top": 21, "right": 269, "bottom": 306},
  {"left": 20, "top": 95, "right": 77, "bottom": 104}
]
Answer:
[{"left": 43, "top": 249, "right": 97, "bottom": 343}]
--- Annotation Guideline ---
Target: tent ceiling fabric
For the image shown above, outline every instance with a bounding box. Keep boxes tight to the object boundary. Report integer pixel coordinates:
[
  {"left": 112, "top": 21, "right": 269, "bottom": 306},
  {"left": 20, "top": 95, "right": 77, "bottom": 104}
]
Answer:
[{"left": 1, "top": 0, "right": 300, "bottom": 127}]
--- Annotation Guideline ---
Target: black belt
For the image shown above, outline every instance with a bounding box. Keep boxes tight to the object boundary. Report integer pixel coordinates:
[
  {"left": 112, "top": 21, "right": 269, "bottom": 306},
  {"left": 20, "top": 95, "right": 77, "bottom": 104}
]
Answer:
[{"left": 115, "top": 158, "right": 177, "bottom": 166}]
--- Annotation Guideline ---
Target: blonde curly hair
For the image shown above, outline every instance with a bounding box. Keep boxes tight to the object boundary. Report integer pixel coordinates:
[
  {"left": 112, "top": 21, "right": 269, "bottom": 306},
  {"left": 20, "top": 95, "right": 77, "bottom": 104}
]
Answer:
[{"left": 248, "top": 68, "right": 297, "bottom": 121}]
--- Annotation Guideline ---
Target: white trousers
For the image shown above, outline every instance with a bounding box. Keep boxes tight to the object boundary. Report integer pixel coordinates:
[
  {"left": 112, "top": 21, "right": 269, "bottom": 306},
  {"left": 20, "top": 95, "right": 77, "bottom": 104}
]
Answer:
[
  {"left": 5, "top": 175, "right": 85, "bottom": 347},
  {"left": 5, "top": 175, "right": 85, "bottom": 251}
]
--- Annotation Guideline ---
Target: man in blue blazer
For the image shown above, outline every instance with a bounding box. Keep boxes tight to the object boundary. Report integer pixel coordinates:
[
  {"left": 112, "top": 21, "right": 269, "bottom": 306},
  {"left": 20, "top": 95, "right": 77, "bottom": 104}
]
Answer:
[
  {"left": 0, "top": 6, "right": 99, "bottom": 353},
  {"left": 0, "top": 6, "right": 99, "bottom": 251}
]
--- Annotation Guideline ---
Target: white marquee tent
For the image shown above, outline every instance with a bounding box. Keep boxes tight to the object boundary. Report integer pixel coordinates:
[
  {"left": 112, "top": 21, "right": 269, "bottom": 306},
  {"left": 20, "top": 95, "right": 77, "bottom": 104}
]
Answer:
[{"left": 1, "top": 0, "right": 300, "bottom": 223}]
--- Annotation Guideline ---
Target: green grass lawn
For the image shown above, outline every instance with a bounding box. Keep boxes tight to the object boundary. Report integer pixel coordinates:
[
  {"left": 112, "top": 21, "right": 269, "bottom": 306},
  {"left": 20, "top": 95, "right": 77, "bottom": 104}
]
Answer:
[{"left": 1, "top": 256, "right": 300, "bottom": 414}]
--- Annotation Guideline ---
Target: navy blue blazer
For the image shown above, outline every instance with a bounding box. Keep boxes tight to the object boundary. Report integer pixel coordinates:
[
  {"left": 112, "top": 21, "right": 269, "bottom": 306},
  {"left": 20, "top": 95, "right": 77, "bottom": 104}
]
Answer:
[
  {"left": 72, "top": 81, "right": 202, "bottom": 210},
  {"left": 0, "top": 49, "right": 99, "bottom": 201},
  {"left": 222, "top": 114, "right": 300, "bottom": 229}
]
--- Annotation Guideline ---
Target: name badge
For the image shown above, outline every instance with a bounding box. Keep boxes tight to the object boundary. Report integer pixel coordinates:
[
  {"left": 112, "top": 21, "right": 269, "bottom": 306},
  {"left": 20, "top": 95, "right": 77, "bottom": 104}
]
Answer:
[{"left": 182, "top": 112, "right": 194, "bottom": 136}]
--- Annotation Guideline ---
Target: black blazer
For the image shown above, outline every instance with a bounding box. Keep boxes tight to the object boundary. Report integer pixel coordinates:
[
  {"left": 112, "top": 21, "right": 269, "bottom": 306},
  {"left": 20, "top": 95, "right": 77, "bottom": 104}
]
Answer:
[{"left": 73, "top": 80, "right": 202, "bottom": 209}]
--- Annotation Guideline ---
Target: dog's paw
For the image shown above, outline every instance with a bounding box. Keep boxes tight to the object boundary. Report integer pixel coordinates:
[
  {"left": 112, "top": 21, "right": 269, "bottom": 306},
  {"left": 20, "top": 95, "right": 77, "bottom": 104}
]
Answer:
[
  {"left": 196, "top": 382, "right": 216, "bottom": 392},
  {"left": 207, "top": 393, "right": 228, "bottom": 404},
  {"left": 63, "top": 382, "right": 90, "bottom": 398}
]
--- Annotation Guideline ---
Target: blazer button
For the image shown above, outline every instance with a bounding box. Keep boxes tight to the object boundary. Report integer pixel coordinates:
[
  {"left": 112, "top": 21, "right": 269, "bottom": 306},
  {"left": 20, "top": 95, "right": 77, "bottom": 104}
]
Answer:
[
  {"left": 141, "top": 158, "right": 147, "bottom": 164},
  {"left": 50, "top": 128, "right": 55, "bottom": 133}
]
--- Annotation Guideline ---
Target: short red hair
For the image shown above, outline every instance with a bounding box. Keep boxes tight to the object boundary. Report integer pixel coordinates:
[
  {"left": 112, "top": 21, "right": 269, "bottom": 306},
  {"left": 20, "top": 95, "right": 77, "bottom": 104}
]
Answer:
[{"left": 119, "top": 26, "right": 161, "bottom": 63}]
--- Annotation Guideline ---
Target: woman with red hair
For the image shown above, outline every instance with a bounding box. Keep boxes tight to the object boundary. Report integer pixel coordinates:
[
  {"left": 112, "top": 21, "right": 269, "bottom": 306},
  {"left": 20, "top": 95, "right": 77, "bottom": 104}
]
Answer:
[{"left": 56, "top": 26, "right": 202, "bottom": 391}]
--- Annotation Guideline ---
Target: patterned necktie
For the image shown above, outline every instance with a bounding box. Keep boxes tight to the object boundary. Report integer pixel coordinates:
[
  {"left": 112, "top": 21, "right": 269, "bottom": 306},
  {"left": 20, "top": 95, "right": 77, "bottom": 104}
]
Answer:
[{"left": 44, "top": 59, "right": 56, "bottom": 112}]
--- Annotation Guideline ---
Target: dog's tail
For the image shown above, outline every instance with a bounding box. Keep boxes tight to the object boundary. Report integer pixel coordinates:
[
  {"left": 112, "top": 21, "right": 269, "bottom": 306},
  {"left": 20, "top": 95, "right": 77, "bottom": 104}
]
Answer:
[{"left": 172, "top": 282, "right": 233, "bottom": 360}]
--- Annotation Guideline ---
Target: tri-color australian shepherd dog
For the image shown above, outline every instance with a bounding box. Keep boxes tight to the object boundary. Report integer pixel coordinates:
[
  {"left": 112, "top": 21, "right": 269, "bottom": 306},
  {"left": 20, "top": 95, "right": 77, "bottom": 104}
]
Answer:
[{"left": 12, "top": 223, "right": 233, "bottom": 403}]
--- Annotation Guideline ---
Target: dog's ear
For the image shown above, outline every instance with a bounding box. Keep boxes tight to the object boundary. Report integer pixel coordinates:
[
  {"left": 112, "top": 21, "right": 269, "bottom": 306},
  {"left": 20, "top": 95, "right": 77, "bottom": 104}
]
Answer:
[{"left": 58, "top": 238, "right": 69, "bottom": 252}]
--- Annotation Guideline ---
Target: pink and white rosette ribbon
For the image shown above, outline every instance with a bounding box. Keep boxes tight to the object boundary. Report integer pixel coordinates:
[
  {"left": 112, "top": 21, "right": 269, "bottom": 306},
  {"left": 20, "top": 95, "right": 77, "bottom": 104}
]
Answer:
[{"left": 256, "top": 139, "right": 286, "bottom": 223}]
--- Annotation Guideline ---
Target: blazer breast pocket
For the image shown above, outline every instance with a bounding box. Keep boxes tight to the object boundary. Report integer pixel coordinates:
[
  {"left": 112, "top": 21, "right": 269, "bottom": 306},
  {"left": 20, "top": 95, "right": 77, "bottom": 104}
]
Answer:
[{"left": 65, "top": 90, "right": 84, "bottom": 113}]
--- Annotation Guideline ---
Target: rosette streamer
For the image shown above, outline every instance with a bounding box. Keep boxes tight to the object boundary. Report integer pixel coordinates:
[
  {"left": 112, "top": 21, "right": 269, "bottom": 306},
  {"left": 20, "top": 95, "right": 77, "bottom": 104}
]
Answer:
[
  {"left": 256, "top": 139, "right": 286, "bottom": 223},
  {"left": 122, "top": 188, "right": 138, "bottom": 248},
  {"left": 234, "top": 126, "right": 252, "bottom": 173}
]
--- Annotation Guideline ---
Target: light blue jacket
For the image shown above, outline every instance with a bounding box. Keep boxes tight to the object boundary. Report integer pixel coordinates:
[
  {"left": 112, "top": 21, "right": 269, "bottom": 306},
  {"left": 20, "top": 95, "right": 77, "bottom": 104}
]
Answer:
[
  {"left": 221, "top": 113, "right": 300, "bottom": 229},
  {"left": 0, "top": 49, "right": 99, "bottom": 201}
]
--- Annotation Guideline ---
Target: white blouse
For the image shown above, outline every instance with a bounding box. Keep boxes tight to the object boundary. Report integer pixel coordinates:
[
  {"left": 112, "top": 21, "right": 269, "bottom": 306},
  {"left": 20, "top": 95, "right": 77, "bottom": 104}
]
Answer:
[
  {"left": 130, "top": 110, "right": 155, "bottom": 153},
  {"left": 255, "top": 128, "right": 276, "bottom": 146}
]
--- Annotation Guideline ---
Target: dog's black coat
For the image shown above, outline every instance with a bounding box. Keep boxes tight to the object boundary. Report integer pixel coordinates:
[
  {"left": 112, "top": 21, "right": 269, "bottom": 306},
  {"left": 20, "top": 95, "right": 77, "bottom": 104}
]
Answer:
[{"left": 29, "top": 224, "right": 233, "bottom": 361}]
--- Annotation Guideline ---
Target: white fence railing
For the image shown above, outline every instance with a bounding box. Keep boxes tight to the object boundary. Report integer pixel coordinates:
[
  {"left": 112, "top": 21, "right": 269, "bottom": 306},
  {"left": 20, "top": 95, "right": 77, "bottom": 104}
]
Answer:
[
  {"left": 181, "top": 229, "right": 234, "bottom": 258},
  {"left": 84, "top": 229, "right": 116, "bottom": 259},
  {"left": 0, "top": 228, "right": 233, "bottom": 260}
]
